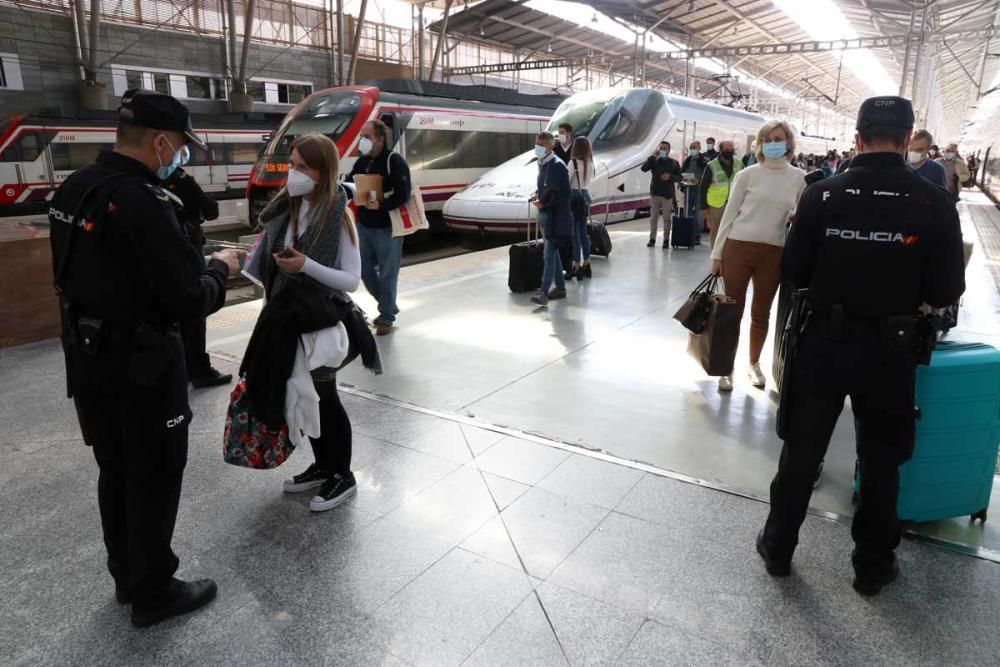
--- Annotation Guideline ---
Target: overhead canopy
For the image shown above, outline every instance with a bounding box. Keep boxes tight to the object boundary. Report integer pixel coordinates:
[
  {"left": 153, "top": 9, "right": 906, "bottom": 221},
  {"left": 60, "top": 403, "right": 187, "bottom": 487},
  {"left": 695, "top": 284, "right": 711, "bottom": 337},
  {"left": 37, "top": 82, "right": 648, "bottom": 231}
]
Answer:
[{"left": 427, "top": 0, "right": 1000, "bottom": 140}]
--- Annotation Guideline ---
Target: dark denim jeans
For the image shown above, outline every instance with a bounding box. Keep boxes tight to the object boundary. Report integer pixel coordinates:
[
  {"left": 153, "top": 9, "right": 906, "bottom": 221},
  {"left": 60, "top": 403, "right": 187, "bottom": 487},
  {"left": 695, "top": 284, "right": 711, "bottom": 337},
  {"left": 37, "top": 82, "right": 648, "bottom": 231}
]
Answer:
[{"left": 571, "top": 189, "right": 591, "bottom": 263}]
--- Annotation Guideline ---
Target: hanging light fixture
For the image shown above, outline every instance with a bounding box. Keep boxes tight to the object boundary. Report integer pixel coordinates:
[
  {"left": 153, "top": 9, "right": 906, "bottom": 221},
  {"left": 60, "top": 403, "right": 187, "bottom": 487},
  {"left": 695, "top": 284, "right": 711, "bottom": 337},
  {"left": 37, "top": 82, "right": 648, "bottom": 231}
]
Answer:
[
  {"left": 479, "top": 25, "right": 485, "bottom": 36},
  {"left": 547, "top": 42, "right": 553, "bottom": 53},
  {"left": 591, "top": 12, "right": 598, "bottom": 23}
]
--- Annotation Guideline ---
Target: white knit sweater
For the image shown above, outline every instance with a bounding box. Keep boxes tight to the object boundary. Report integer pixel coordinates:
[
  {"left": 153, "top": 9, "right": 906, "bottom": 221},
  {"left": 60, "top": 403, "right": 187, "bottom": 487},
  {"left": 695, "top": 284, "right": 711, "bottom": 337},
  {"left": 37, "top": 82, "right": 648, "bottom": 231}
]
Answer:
[{"left": 711, "top": 159, "right": 807, "bottom": 260}]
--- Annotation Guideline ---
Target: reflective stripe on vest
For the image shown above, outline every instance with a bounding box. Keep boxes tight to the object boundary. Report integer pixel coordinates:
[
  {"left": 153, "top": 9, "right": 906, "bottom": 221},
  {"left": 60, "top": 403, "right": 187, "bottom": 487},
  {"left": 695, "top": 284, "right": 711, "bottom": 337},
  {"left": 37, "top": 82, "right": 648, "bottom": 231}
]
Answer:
[{"left": 706, "top": 158, "right": 744, "bottom": 208}]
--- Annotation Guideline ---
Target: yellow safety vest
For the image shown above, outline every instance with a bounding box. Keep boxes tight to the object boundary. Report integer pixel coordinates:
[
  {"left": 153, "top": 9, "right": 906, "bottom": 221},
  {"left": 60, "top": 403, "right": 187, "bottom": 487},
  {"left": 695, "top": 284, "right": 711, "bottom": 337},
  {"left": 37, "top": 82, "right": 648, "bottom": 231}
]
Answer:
[{"left": 706, "top": 158, "right": 744, "bottom": 208}]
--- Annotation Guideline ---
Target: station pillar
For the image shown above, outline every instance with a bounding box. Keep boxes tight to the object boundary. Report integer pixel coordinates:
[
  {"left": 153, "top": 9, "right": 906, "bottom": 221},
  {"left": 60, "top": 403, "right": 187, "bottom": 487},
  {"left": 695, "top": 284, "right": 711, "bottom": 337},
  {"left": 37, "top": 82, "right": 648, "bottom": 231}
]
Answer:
[
  {"left": 229, "top": 93, "right": 254, "bottom": 112},
  {"left": 79, "top": 80, "right": 109, "bottom": 110}
]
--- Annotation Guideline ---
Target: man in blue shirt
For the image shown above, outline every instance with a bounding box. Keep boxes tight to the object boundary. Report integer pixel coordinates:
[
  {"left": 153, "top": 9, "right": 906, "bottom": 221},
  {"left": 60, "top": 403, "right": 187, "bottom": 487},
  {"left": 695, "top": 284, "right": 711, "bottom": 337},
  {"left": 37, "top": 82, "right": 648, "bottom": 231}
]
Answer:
[{"left": 907, "top": 129, "right": 947, "bottom": 188}]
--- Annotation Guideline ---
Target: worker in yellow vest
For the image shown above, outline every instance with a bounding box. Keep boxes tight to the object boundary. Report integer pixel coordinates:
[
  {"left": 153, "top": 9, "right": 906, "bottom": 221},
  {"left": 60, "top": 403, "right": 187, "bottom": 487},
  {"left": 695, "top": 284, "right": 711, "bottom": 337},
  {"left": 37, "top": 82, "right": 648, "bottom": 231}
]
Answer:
[{"left": 699, "top": 139, "right": 744, "bottom": 248}]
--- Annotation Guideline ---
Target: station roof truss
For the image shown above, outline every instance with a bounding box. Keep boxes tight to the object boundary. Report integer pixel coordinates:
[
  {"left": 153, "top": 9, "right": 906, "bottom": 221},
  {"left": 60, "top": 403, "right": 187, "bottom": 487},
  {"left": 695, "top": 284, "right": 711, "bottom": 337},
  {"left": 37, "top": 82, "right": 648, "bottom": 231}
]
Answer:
[{"left": 429, "top": 0, "right": 1000, "bottom": 139}]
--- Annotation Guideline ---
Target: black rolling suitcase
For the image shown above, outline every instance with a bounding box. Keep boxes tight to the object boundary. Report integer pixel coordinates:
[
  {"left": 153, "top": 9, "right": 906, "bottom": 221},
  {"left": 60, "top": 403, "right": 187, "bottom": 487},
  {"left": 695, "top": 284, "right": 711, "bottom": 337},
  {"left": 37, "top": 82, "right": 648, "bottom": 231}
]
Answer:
[
  {"left": 508, "top": 204, "right": 544, "bottom": 293},
  {"left": 588, "top": 221, "right": 612, "bottom": 257},
  {"left": 670, "top": 214, "right": 699, "bottom": 249}
]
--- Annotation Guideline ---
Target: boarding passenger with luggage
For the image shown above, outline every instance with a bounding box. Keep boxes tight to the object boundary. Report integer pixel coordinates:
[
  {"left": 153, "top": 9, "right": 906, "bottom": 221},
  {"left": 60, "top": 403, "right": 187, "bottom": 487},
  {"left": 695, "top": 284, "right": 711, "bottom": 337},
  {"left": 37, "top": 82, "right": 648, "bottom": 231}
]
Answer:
[
  {"left": 757, "top": 96, "right": 966, "bottom": 596},
  {"left": 642, "top": 141, "right": 683, "bottom": 248},
  {"left": 698, "top": 139, "right": 743, "bottom": 248},
  {"left": 47, "top": 89, "right": 244, "bottom": 627},
  {"left": 566, "top": 136, "right": 596, "bottom": 281},
  {"left": 710, "top": 120, "right": 806, "bottom": 392},
  {"left": 530, "top": 131, "right": 573, "bottom": 306}
]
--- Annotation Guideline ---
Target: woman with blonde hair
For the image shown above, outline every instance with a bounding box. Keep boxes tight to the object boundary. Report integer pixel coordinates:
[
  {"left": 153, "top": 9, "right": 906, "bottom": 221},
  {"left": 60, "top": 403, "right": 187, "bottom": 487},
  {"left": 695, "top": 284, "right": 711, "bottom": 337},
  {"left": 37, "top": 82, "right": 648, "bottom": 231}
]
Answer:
[
  {"left": 710, "top": 120, "right": 806, "bottom": 392},
  {"left": 567, "top": 136, "right": 596, "bottom": 280},
  {"left": 249, "top": 132, "right": 364, "bottom": 511}
]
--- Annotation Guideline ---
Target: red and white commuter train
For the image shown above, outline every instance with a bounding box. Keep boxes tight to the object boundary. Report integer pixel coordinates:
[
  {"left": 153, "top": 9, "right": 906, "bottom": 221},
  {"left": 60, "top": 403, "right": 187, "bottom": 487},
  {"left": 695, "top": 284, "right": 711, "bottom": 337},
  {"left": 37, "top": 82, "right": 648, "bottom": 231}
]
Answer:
[
  {"left": 0, "top": 112, "right": 283, "bottom": 214},
  {"left": 247, "top": 79, "right": 563, "bottom": 226}
]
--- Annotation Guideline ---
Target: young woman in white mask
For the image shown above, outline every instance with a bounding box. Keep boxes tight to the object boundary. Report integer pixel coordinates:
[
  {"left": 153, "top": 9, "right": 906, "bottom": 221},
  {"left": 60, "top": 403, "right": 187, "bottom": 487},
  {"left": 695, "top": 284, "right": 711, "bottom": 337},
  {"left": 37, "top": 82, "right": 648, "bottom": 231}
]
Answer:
[
  {"left": 253, "top": 133, "right": 363, "bottom": 512},
  {"left": 709, "top": 120, "right": 807, "bottom": 393}
]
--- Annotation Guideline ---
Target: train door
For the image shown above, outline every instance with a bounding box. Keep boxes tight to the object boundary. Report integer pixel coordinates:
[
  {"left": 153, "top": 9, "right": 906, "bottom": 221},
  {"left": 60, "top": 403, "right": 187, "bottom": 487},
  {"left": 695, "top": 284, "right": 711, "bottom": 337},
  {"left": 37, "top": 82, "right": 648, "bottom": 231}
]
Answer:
[
  {"left": 207, "top": 134, "right": 229, "bottom": 190},
  {"left": 0, "top": 128, "right": 54, "bottom": 207}
]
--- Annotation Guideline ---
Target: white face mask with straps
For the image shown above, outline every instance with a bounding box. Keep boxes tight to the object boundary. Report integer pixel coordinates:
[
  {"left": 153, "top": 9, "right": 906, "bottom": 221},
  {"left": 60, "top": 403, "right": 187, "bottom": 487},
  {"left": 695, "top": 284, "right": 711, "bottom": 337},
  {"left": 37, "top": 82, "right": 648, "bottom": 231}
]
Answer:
[{"left": 286, "top": 168, "right": 316, "bottom": 197}]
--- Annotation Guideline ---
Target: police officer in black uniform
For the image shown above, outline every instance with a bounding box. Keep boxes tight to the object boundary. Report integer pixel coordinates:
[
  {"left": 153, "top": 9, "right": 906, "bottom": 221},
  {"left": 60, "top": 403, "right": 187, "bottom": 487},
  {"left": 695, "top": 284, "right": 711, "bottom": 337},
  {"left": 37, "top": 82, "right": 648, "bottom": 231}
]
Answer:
[
  {"left": 756, "top": 96, "right": 966, "bottom": 596},
  {"left": 48, "top": 89, "right": 244, "bottom": 627},
  {"left": 164, "top": 167, "right": 232, "bottom": 388}
]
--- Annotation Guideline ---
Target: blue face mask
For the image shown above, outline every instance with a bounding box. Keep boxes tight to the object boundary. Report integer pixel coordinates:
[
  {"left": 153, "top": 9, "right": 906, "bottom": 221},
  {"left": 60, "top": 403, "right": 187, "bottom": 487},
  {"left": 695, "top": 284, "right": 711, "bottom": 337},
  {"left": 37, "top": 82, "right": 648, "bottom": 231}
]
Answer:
[
  {"left": 534, "top": 145, "right": 548, "bottom": 159},
  {"left": 156, "top": 137, "right": 189, "bottom": 180},
  {"left": 762, "top": 141, "right": 787, "bottom": 160},
  {"left": 658, "top": 150, "right": 668, "bottom": 159}
]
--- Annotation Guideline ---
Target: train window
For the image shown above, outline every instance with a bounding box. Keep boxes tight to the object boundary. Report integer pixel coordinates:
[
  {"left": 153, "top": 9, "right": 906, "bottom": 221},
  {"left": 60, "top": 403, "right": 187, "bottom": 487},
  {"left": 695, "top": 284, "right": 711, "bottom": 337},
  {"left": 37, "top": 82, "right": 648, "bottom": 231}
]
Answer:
[
  {"left": 405, "top": 130, "right": 461, "bottom": 171},
  {"left": 49, "top": 142, "right": 109, "bottom": 171},
  {"left": 226, "top": 143, "right": 260, "bottom": 165},
  {"left": 186, "top": 144, "right": 214, "bottom": 167},
  {"left": 245, "top": 81, "right": 266, "bottom": 102},
  {"left": 186, "top": 76, "right": 212, "bottom": 99},
  {"left": 152, "top": 73, "right": 169, "bottom": 95},
  {"left": 1, "top": 132, "right": 41, "bottom": 162},
  {"left": 125, "top": 70, "right": 142, "bottom": 91},
  {"left": 277, "top": 83, "right": 311, "bottom": 105}
]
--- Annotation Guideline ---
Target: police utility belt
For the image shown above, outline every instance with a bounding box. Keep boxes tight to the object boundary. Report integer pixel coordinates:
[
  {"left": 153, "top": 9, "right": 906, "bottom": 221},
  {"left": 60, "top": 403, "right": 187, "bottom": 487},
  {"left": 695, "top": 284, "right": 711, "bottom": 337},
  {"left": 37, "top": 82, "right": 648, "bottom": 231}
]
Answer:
[{"left": 804, "top": 303, "right": 936, "bottom": 365}]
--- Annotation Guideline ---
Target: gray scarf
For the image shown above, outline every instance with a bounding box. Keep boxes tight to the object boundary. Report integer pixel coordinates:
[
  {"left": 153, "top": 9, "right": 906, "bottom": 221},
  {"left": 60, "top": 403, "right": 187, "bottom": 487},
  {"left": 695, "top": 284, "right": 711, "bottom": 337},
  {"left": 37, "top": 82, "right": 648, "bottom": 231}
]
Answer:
[{"left": 258, "top": 186, "right": 348, "bottom": 300}]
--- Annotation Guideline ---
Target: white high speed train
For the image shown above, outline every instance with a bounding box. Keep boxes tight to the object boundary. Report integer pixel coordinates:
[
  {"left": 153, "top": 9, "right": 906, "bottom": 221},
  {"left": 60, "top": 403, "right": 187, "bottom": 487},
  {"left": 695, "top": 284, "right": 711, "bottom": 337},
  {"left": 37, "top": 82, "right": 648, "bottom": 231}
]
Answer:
[{"left": 442, "top": 88, "right": 766, "bottom": 234}]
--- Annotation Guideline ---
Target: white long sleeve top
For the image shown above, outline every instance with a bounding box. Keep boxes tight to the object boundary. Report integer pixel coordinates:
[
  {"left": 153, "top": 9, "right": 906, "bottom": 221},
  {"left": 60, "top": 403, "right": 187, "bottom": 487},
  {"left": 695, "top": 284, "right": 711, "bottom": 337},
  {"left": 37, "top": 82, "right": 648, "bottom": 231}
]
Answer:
[
  {"left": 711, "top": 159, "right": 807, "bottom": 261},
  {"left": 569, "top": 158, "right": 595, "bottom": 190},
  {"left": 284, "top": 200, "right": 361, "bottom": 292}
]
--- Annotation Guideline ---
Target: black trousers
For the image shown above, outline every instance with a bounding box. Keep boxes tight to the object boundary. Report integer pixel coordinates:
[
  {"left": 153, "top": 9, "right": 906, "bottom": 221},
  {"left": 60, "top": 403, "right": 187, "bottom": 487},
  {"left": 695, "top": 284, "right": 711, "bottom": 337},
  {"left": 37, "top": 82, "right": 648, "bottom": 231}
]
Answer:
[
  {"left": 71, "top": 335, "right": 191, "bottom": 609},
  {"left": 762, "top": 329, "right": 916, "bottom": 573},
  {"left": 310, "top": 379, "right": 353, "bottom": 474},
  {"left": 180, "top": 316, "right": 211, "bottom": 378}
]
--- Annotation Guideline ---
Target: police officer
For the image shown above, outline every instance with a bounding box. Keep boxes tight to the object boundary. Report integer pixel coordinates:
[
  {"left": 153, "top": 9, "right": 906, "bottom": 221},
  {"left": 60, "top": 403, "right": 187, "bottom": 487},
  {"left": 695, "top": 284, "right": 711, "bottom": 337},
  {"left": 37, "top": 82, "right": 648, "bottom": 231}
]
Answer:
[
  {"left": 164, "top": 167, "right": 231, "bottom": 388},
  {"left": 48, "top": 89, "right": 243, "bottom": 627},
  {"left": 756, "top": 96, "right": 965, "bottom": 596}
]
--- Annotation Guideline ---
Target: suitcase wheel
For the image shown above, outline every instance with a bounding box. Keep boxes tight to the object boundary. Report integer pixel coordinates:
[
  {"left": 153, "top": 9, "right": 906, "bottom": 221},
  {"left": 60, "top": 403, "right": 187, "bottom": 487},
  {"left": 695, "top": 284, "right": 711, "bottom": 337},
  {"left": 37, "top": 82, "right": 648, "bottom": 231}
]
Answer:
[{"left": 972, "top": 509, "right": 987, "bottom": 522}]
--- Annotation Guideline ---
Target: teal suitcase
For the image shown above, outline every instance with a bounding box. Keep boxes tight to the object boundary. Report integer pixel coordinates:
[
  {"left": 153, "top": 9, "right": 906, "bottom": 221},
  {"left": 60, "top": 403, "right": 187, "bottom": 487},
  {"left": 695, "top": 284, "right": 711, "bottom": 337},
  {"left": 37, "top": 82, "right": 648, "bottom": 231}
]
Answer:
[{"left": 854, "top": 342, "right": 1000, "bottom": 523}]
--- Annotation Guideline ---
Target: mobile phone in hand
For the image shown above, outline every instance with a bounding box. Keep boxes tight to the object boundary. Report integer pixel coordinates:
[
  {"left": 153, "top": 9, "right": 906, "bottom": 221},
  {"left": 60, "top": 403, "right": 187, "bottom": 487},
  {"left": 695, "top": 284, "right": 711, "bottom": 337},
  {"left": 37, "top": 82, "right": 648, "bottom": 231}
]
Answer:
[{"left": 278, "top": 248, "right": 295, "bottom": 259}]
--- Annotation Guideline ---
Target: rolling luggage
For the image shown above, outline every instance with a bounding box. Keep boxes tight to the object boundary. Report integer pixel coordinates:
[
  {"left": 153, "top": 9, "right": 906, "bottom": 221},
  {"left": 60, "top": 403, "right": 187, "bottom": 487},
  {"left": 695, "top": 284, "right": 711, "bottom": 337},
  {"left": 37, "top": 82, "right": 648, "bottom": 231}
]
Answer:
[
  {"left": 588, "top": 221, "right": 612, "bottom": 257},
  {"left": 853, "top": 341, "right": 1000, "bottom": 523},
  {"left": 670, "top": 213, "right": 699, "bottom": 249},
  {"left": 508, "top": 205, "right": 544, "bottom": 293}
]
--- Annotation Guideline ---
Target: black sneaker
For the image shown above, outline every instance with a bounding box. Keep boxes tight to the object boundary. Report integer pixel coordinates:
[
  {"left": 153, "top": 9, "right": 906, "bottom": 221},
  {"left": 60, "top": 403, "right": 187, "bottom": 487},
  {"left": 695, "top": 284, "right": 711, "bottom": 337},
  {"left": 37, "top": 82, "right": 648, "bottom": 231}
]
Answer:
[
  {"left": 531, "top": 292, "right": 549, "bottom": 306},
  {"left": 549, "top": 288, "right": 568, "bottom": 300},
  {"left": 131, "top": 578, "right": 218, "bottom": 628},
  {"left": 662, "top": 242, "right": 670, "bottom": 249},
  {"left": 310, "top": 472, "right": 357, "bottom": 512},
  {"left": 582, "top": 263, "right": 592, "bottom": 278},
  {"left": 283, "top": 463, "right": 331, "bottom": 493},
  {"left": 647, "top": 239, "right": 655, "bottom": 248},
  {"left": 853, "top": 560, "right": 899, "bottom": 597},
  {"left": 190, "top": 367, "right": 233, "bottom": 389},
  {"left": 756, "top": 530, "right": 791, "bottom": 577}
]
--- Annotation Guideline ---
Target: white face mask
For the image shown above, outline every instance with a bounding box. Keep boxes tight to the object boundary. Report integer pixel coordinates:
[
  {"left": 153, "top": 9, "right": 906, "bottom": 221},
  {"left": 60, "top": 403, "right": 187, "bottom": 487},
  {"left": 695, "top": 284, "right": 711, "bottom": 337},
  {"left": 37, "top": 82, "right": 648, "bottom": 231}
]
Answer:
[
  {"left": 689, "top": 148, "right": 698, "bottom": 156},
  {"left": 942, "top": 151, "right": 956, "bottom": 160},
  {"left": 286, "top": 168, "right": 316, "bottom": 197},
  {"left": 559, "top": 133, "right": 570, "bottom": 146},
  {"left": 707, "top": 142, "right": 715, "bottom": 149},
  {"left": 359, "top": 137, "right": 374, "bottom": 156},
  {"left": 908, "top": 150, "right": 926, "bottom": 165}
]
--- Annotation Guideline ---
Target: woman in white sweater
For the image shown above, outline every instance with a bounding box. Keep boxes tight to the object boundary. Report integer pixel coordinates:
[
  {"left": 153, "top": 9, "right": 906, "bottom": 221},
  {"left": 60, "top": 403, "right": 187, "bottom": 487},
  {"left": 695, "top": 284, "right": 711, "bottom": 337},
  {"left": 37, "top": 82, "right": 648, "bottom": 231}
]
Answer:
[{"left": 710, "top": 120, "right": 806, "bottom": 392}]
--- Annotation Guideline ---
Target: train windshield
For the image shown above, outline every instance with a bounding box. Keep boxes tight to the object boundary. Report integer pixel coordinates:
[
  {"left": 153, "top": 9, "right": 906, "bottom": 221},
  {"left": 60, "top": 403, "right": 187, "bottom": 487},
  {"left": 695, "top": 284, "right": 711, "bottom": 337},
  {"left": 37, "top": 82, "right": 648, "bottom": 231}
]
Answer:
[
  {"left": 546, "top": 89, "right": 621, "bottom": 137},
  {"left": 260, "top": 92, "right": 361, "bottom": 161}
]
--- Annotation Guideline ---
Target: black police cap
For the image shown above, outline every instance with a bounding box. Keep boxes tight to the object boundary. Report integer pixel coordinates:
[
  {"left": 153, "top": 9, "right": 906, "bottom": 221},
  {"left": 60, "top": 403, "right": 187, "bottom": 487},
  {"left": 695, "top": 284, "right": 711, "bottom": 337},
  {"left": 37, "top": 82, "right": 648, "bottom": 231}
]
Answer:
[
  {"left": 855, "top": 96, "right": 915, "bottom": 131},
  {"left": 118, "top": 89, "right": 207, "bottom": 150}
]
